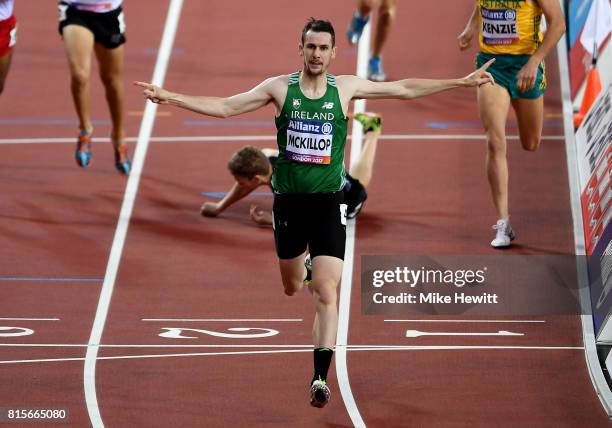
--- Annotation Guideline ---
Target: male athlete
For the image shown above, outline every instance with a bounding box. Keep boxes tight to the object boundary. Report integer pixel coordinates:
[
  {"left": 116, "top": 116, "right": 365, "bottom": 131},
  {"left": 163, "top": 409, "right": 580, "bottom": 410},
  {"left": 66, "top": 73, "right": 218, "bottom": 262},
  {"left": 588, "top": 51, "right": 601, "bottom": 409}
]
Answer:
[
  {"left": 200, "top": 112, "right": 382, "bottom": 225},
  {"left": 58, "top": 0, "right": 132, "bottom": 174},
  {"left": 136, "top": 18, "right": 494, "bottom": 408},
  {"left": 458, "top": 0, "right": 565, "bottom": 247},
  {"left": 346, "top": 0, "right": 397, "bottom": 81}
]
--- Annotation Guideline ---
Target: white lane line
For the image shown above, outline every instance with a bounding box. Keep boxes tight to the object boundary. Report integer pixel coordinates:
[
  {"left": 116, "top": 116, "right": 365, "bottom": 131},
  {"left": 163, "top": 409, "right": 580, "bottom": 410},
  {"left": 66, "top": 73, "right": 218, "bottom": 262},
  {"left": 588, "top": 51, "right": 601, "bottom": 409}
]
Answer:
[
  {"left": 0, "top": 343, "right": 313, "bottom": 348},
  {"left": 4, "top": 349, "right": 312, "bottom": 365},
  {"left": 346, "top": 345, "right": 584, "bottom": 351},
  {"left": 141, "top": 318, "right": 303, "bottom": 322},
  {"left": 83, "top": 2, "right": 184, "bottom": 427},
  {"left": 0, "top": 318, "right": 60, "bottom": 321},
  {"left": 0, "top": 342, "right": 581, "bottom": 349},
  {"left": 0, "top": 134, "right": 564, "bottom": 144},
  {"left": 0, "top": 345, "right": 585, "bottom": 365},
  {"left": 406, "top": 330, "right": 524, "bottom": 338},
  {"left": 335, "top": 21, "right": 370, "bottom": 428},
  {"left": 384, "top": 319, "right": 546, "bottom": 323}
]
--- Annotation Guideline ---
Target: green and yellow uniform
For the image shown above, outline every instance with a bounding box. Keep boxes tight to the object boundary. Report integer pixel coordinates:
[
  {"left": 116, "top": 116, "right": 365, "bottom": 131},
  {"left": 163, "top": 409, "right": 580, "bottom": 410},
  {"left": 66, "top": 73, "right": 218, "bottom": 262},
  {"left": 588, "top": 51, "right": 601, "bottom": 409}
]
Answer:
[{"left": 475, "top": 0, "right": 546, "bottom": 98}]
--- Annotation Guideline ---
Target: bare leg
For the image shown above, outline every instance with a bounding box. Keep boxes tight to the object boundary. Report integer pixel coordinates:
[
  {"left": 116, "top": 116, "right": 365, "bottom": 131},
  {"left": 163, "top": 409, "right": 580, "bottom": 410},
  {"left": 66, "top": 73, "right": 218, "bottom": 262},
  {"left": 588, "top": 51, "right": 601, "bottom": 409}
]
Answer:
[
  {"left": 309, "top": 255, "right": 342, "bottom": 408},
  {"left": 61, "top": 25, "right": 95, "bottom": 134},
  {"left": 0, "top": 50, "right": 14, "bottom": 95},
  {"left": 357, "top": 0, "right": 377, "bottom": 17},
  {"left": 310, "top": 255, "right": 343, "bottom": 349},
  {"left": 348, "top": 130, "right": 380, "bottom": 188},
  {"left": 372, "top": 0, "right": 396, "bottom": 57},
  {"left": 94, "top": 44, "right": 125, "bottom": 145},
  {"left": 278, "top": 251, "right": 308, "bottom": 296},
  {"left": 478, "top": 83, "right": 511, "bottom": 221},
  {"left": 511, "top": 96, "right": 544, "bottom": 152}
]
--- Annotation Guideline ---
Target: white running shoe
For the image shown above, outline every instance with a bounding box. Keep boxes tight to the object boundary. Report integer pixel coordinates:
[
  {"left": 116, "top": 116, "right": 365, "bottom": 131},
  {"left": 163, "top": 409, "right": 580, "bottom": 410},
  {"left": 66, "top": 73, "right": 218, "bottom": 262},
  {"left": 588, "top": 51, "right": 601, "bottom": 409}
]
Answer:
[
  {"left": 309, "top": 379, "right": 331, "bottom": 408},
  {"left": 491, "top": 219, "right": 516, "bottom": 248}
]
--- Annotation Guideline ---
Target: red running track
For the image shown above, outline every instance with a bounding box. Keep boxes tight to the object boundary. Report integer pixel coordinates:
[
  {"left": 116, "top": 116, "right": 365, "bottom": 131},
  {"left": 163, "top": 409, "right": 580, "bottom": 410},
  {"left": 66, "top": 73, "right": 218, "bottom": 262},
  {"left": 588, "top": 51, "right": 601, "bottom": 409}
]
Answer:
[{"left": 0, "top": 1, "right": 609, "bottom": 427}]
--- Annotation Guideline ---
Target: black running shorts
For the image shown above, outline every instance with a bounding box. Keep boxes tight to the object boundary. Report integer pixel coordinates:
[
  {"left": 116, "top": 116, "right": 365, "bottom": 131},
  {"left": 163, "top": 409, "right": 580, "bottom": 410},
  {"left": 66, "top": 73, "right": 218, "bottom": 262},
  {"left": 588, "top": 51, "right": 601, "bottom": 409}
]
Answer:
[
  {"left": 272, "top": 192, "right": 347, "bottom": 260},
  {"left": 343, "top": 174, "right": 367, "bottom": 219},
  {"left": 58, "top": 2, "right": 126, "bottom": 49}
]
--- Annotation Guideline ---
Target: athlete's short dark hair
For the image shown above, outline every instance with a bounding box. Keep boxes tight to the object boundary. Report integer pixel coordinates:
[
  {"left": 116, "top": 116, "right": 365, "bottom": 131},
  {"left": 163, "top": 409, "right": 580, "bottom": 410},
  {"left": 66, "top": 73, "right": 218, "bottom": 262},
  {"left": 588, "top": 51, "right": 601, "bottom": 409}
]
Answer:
[
  {"left": 228, "top": 146, "right": 270, "bottom": 179},
  {"left": 301, "top": 18, "right": 335, "bottom": 47}
]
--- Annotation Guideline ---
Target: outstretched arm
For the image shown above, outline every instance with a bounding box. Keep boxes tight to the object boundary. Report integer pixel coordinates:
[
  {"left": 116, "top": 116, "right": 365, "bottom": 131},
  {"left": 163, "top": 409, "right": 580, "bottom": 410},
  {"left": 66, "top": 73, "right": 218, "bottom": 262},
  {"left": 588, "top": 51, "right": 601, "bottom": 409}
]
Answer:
[
  {"left": 134, "top": 76, "right": 285, "bottom": 118},
  {"left": 338, "top": 58, "right": 495, "bottom": 101},
  {"left": 201, "top": 182, "right": 258, "bottom": 217}
]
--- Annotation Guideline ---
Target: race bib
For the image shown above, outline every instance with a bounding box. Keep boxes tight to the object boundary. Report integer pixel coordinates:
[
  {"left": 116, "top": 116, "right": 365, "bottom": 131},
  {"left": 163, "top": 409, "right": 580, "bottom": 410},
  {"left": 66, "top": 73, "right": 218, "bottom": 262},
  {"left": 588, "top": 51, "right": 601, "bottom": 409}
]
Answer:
[
  {"left": 481, "top": 7, "right": 519, "bottom": 45},
  {"left": 286, "top": 119, "right": 333, "bottom": 165}
]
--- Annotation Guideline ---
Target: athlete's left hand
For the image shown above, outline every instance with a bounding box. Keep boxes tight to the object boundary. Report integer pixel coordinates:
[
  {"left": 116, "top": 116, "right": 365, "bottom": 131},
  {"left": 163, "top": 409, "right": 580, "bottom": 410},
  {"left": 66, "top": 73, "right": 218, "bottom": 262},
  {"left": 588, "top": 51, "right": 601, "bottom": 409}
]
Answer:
[
  {"left": 463, "top": 58, "right": 496, "bottom": 87},
  {"left": 517, "top": 59, "right": 539, "bottom": 93},
  {"left": 250, "top": 205, "right": 273, "bottom": 226}
]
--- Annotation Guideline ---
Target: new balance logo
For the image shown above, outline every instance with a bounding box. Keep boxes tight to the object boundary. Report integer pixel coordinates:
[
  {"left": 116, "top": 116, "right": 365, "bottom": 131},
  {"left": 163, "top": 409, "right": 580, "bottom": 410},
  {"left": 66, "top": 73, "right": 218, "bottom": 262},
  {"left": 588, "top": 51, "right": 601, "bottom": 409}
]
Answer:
[{"left": 322, "top": 102, "right": 334, "bottom": 109}]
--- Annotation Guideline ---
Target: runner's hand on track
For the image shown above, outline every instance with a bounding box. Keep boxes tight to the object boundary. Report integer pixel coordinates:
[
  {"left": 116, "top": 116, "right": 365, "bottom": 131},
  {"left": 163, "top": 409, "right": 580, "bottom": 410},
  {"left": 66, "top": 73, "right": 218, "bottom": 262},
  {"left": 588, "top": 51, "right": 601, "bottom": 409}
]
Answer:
[
  {"left": 463, "top": 58, "right": 495, "bottom": 87},
  {"left": 134, "top": 81, "right": 171, "bottom": 104},
  {"left": 516, "top": 59, "right": 539, "bottom": 93},
  {"left": 201, "top": 202, "right": 220, "bottom": 217},
  {"left": 250, "top": 205, "right": 273, "bottom": 226}
]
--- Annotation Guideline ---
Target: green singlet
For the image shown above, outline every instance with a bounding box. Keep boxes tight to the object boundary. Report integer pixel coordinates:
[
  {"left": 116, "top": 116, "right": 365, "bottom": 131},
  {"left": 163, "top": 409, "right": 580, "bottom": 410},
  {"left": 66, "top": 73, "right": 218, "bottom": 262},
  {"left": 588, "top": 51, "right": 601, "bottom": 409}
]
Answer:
[{"left": 272, "top": 72, "right": 348, "bottom": 193}]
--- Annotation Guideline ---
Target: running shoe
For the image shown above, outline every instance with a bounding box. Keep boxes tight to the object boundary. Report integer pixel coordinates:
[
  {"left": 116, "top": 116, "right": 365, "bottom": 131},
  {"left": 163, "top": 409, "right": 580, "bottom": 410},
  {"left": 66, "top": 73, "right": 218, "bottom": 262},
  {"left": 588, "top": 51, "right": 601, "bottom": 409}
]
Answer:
[
  {"left": 353, "top": 112, "right": 382, "bottom": 133},
  {"left": 347, "top": 11, "right": 369, "bottom": 45},
  {"left": 309, "top": 379, "right": 331, "bottom": 408},
  {"left": 75, "top": 129, "right": 93, "bottom": 168},
  {"left": 368, "top": 56, "right": 386, "bottom": 82},
  {"left": 491, "top": 219, "right": 515, "bottom": 248},
  {"left": 114, "top": 143, "right": 131, "bottom": 175}
]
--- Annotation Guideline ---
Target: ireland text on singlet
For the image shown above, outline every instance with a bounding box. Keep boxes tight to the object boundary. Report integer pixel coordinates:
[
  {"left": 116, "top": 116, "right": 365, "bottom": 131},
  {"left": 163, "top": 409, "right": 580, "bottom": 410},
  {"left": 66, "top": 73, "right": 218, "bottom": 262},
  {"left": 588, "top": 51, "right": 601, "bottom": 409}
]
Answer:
[{"left": 273, "top": 72, "right": 348, "bottom": 193}]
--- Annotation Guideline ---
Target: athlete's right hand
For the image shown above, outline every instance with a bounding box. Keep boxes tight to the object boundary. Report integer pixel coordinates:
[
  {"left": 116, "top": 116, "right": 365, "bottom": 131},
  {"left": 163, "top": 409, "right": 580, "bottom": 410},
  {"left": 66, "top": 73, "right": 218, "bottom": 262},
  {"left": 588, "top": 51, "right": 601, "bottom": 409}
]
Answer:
[
  {"left": 250, "top": 205, "right": 273, "bottom": 226},
  {"left": 134, "top": 81, "right": 171, "bottom": 104},
  {"left": 457, "top": 28, "right": 474, "bottom": 51},
  {"left": 201, "top": 202, "right": 220, "bottom": 217}
]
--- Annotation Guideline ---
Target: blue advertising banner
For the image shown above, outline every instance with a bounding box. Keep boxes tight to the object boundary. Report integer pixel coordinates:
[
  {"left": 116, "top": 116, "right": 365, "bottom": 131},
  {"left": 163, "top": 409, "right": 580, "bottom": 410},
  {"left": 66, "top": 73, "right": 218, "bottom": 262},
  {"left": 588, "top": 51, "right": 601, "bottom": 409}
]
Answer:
[{"left": 568, "top": 0, "right": 594, "bottom": 48}]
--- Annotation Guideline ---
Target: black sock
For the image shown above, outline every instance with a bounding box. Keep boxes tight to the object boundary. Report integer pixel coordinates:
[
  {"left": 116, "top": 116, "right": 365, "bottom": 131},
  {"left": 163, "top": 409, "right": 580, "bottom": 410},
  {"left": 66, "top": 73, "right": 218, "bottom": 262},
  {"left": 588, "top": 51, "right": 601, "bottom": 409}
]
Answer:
[{"left": 311, "top": 347, "right": 334, "bottom": 384}]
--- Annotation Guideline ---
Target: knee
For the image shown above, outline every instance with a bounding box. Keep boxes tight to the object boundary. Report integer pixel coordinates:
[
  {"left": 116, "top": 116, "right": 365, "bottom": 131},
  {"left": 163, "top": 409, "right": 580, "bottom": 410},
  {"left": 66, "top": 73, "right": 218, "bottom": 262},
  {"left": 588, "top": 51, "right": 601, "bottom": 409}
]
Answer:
[
  {"left": 100, "top": 72, "right": 121, "bottom": 89},
  {"left": 282, "top": 278, "right": 302, "bottom": 296},
  {"left": 522, "top": 137, "right": 541, "bottom": 152},
  {"left": 70, "top": 68, "right": 89, "bottom": 88},
  {"left": 314, "top": 281, "right": 338, "bottom": 306},
  {"left": 486, "top": 132, "right": 506, "bottom": 155}
]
